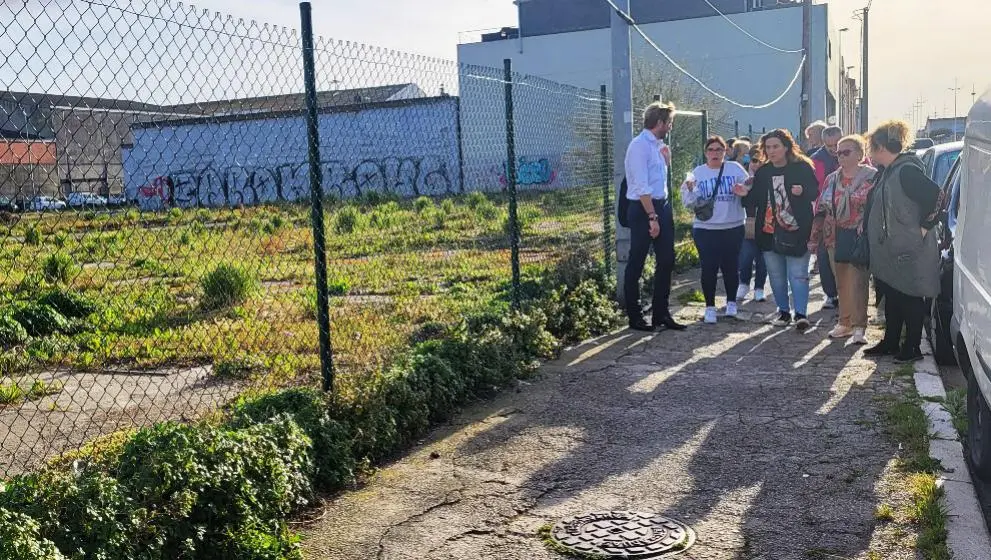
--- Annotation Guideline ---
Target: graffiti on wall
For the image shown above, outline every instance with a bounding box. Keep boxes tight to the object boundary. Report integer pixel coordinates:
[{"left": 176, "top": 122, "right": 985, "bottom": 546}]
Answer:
[
  {"left": 132, "top": 155, "right": 456, "bottom": 209},
  {"left": 497, "top": 157, "right": 558, "bottom": 187}
]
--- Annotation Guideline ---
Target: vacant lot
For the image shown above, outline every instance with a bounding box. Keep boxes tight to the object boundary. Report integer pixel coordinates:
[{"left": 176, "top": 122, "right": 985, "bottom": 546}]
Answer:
[{"left": 0, "top": 187, "right": 634, "bottom": 474}]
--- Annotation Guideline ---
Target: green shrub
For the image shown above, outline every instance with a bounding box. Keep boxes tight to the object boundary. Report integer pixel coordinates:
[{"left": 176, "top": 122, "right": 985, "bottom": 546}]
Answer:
[
  {"left": 334, "top": 206, "right": 363, "bottom": 234},
  {"left": 37, "top": 289, "right": 99, "bottom": 319},
  {"left": 12, "top": 304, "right": 69, "bottom": 337},
  {"left": 543, "top": 279, "right": 621, "bottom": 344},
  {"left": 466, "top": 191, "right": 487, "bottom": 209},
  {"left": 0, "top": 314, "right": 29, "bottom": 346},
  {"left": 357, "top": 190, "right": 396, "bottom": 207},
  {"left": 167, "top": 207, "right": 183, "bottom": 221},
  {"left": 0, "top": 508, "right": 66, "bottom": 560},
  {"left": 179, "top": 230, "right": 192, "bottom": 246},
  {"left": 52, "top": 232, "right": 69, "bottom": 248},
  {"left": 327, "top": 275, "right": 350, "bottom": 296},
  {"left": 24, "top": 227, "right": 41, "bottom": 245},
  {"left": 413, "top": 196, "right": 433, "bottom": 213},
  {"left": 42, "top": 253, "right": 77, "bottom": 284},
  {"left": 114, "top": 418, "right": 312, "bottom": 558},
  {"left": 231, "top": 388, "right": 356, "bottom": 491},
  {"left": 200, "top": 264, "right": 259, "bottom": 310},
  {"left": 214, "top": 355, "right": 267, "bottom": 380},
  {"left": 476, "top": 200, "right": 500, "bottom": 221},
  {"left": 675, "top": 242, "right": 700, "bottom": 272},
  {"left": 440, "top": 199, "right": 455, "bottom": 215},
  {"left": 370, "top": 205, "right": 400, "bottom": 228}
]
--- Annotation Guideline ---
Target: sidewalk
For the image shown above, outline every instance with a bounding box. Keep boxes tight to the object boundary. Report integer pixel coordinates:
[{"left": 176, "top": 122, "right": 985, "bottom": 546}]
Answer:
[{"left": 301, "top": 286, "right": 930, "bottom": 559}]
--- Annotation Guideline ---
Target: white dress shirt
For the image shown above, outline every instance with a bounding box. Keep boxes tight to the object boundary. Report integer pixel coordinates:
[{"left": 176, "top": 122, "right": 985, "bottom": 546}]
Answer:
[{"left": 624, "top": 129, "right": 668, "bottom": 201}]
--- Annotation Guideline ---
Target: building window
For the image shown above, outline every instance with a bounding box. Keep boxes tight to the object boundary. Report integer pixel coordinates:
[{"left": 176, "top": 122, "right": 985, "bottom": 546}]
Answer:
[{"left": 750, "top": 0, "right": 762, "bottom": 9}]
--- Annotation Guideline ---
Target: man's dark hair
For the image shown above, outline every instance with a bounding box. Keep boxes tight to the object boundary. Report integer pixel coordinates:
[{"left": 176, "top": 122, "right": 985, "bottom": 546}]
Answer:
[{"left": 643, "top": 101, "right": 675, "bottom": 130}]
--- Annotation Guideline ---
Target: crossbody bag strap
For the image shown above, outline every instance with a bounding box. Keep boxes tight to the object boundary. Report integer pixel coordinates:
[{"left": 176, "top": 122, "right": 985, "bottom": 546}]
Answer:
[{"left": 709, "top": 163, "right": 725, "bottom": 204}]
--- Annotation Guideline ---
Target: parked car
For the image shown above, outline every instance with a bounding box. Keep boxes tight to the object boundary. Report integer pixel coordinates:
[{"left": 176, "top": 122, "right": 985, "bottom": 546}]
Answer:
[
  {"left": 28, "top": 196, "right": 66, "bottom": 212},
  {"left": 951, "top": 87, "right": 991, "bottom": 480},
  {"left": 926, "top": 154, "right": 961, "bottom": 366},
  {"left": 107, "top": 193, "right": 129, "bottom": 207},
  {"left": 920, "top": 140, "right": 963, "bottom": 187},
  {"left": 66, "top": 192, "right": 108, "bottom": 208},
  {"left": 0, "top": 196, "right": 17, "bottom": 212}
]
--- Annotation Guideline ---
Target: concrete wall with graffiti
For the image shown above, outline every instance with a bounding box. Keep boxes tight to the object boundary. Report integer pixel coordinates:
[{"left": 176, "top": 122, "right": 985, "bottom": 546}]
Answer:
[{"left": 123, "top": 97, "right": 462, "bottom": 210}]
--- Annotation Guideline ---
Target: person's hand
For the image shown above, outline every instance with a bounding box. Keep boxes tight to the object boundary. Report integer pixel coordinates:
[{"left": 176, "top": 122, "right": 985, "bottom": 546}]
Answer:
[
  {"left": 921, "top": 227, "right": 929, "bottom": 238},
  {"left": 732, "top": 183, "right": 748, "bottom": 197},
  {"left": 790, "top": 184, "right": 803, "bottom": 196},
  {"left": 649, "top": 220, "right": 660, "bottom": 239},
  {"left": 684, "top": 179, "right": 696, "bottom": 192}
]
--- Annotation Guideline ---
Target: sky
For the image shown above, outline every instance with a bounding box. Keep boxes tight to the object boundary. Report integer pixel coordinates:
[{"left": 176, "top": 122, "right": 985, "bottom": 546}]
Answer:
[
  {"left": 3, "top": 0, "right": 986, "bottom": 128},
  {"left": 180, "top": 0, "right": 987, "bottom": 129}
]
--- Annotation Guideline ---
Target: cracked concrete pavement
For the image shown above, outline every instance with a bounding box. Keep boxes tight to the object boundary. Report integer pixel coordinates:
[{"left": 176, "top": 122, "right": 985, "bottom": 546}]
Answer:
[{"left": 301, "top": 285, "right": 923, "bottom": 559}]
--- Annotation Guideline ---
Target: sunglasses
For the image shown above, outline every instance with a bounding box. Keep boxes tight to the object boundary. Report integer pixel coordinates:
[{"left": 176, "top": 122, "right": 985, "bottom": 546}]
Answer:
[
  {"left": 706, "top": 147, "right": 725, "bottom": 153},
  {"left": 836, "top": 149, "right": 856, "bottom": 157}
]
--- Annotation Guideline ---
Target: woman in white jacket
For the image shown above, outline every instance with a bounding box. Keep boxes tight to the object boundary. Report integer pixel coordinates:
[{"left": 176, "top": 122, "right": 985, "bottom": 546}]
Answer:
[{"left": 681, "top": 136, "right": 751, "bottom": 324}]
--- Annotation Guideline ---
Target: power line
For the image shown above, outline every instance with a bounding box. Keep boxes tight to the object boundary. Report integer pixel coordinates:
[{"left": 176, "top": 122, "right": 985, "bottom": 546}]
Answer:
[
  {"left": 601, "top": 0, "right": 806, "bottom": 110},
  {"left": 700, "top": 0, "right": 803, "bottom": 53}
]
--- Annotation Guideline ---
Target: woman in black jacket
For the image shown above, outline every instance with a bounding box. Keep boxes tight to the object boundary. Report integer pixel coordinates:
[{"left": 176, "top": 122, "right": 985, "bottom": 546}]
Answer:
[{"left": 743, "top": 129, "right": 820, "bottom": 331}]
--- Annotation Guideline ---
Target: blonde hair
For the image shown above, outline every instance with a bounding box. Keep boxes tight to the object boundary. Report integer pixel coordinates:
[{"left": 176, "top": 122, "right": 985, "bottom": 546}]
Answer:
[
  {"left": 805, "top": 120, "right": 827, "bottom": 139},
  {"left": 838, "top": 134, "right": 866, "bottom": 154},
  {"left": 643, "top": 101, "right": 676, "bottom": 130},
  {"left": 867, "top": 120, "right": 915, "bottom": 154}
]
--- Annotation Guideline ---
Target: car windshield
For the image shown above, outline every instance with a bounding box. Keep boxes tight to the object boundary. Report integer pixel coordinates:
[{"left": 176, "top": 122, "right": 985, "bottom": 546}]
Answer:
[{"left": 934, "top": 150, "right": 961, "bottom": 186}]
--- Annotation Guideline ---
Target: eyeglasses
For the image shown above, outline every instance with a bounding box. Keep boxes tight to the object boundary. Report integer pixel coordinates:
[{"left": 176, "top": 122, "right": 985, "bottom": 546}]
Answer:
[
  {"left": 706, "top": 147, "right": 725, "bottom": 153},
  {"left": 836, "top": 149, "right": 855, "bottom": 157}
]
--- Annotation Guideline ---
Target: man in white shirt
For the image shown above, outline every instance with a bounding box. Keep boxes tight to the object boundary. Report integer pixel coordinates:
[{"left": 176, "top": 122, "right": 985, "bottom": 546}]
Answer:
[{"left": 623, "top": 102, "right": 686, "bottom": 332}]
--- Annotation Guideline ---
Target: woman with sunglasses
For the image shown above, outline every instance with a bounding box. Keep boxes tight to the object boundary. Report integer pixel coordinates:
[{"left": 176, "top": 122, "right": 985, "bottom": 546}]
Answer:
[
  {"left": 808, "top": 135, "right": 876, "bottom": 345},
  {"left": 681, "top": 136, "right": 751, "bottom": 324}
]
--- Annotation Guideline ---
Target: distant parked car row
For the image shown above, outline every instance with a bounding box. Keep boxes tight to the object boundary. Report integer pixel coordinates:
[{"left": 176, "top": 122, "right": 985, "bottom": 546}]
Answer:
[{"left": 0, "top": 193, "right": 135, "bottom": 213}]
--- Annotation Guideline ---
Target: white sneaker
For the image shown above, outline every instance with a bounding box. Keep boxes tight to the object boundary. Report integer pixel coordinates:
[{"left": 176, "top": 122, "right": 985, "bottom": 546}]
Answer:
[
  {"left": 704, "top": 307, "right": 718, "bottom": 324},
  {"left": 850, "top": 328, "right": 868, "bottom": 345},
  {"left": 726, "top": 301, "right": 738, "bottom": 318},
  {"left": 736, "top": 284, "right": 750, "bottom": 301},
  {"left": 754, "top": 289, "right": 766, "bottom": 302},
  {"left": 829, "top": 325, "right": 853, "bottom": 338}
]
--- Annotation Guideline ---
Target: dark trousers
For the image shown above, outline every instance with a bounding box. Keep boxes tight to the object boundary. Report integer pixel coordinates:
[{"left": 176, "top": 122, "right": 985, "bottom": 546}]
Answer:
[
  {"left": 693, "top": 226, "right": 744, "bottom": 307},
  {"left": 739, "top": 238, "right": 767, "bottom": 290},
  {"left": 624, "top": 200, "right": 675, "bottom": 322},
  {"left": 877, "top": 279, "right": 926, "bottom": 352},
  {"left": 818, "top": 240, "right": 838, "bottom": 299}
]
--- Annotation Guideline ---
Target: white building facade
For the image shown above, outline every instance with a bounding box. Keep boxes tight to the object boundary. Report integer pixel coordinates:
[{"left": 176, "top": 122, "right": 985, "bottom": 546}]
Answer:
[{"left": 458, "top": 0, "right": 850, "bottom": 139}]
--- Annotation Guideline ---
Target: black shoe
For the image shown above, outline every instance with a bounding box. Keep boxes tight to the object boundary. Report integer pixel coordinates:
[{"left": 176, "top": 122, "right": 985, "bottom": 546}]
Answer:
[
  {"left": 654, "top": 316, "right": 687, "bottom": 331},
  {"left": 795, "top": 314, "right": 811, "bottom": 332},
  {"left": 772, "top": 311, "right": 792, "bottom": 327},
  {"left": 894, "top": 348, "right": 924, "bottom": 363},
  {"left": 629, "top": 319, "right": 655, "bottom": 332},
  {"left": 864, "top": 341, "right": 898, "bottom": 357}
]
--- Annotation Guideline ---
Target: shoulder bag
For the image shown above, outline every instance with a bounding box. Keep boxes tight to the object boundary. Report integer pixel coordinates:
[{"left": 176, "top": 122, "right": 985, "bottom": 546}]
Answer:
[
  {"left": 693, "top": 164, "right": 725, "bottom": 222},
  {"left": 832, "top": 178, "right": 870, "bottom": 265},
  {"left": 767, "top": 175, "right": 810, "bottom": 257}
]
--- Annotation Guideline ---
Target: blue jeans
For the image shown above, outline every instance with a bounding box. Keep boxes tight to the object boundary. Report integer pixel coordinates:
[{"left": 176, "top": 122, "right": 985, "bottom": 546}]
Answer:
[
  {"left": 763, "top": 250, "right": 812, "bottom": 317},
  {"left": 817, "top": 241, "right": 837, "bottom": 299},
  {"left": 738, "top": 238, "right": 767, "bottom": 290}
]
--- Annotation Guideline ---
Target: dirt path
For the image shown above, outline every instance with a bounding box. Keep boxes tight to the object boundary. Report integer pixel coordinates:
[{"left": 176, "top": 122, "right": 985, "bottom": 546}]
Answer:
[
  {"left": 0, "top": 365, "right": 240, "bottom": 477},
  {"left": 301, "top": 284, "right": 923, "bottom": 559}
]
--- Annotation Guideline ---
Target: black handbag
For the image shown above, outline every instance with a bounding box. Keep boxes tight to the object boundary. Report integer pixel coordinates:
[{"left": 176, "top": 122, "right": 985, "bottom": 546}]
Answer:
[
  {"left": 617, "top": 178, "right": 630, "bottom": 228},
  {"left": 834, "top": 227, "right": 870, "bottom": 265},
  {"left": 767, "top": 179, "right": 809, "bottom": 257},
  {"left": 693, "top": 164, "right": 724, "bottom": 222}
]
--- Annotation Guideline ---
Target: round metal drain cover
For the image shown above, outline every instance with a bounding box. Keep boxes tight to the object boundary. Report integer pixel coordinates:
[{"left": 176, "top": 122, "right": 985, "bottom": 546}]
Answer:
[{"left": 549, "top": 510, "right": 695, "bottom": 558}]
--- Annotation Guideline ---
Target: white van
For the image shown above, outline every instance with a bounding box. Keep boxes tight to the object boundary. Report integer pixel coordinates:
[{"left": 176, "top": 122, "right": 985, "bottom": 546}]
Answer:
[{"left": 951, "top": 86, "right": 991, "bottom": 478}]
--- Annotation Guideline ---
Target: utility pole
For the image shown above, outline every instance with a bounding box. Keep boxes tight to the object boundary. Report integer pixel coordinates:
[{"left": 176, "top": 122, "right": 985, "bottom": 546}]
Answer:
[
  {"left": 611, "top": 0, "right": 633, "bottom": 305},
  {"left": 949, "top": 78, "right": 961, "bottom": 140},
  {"left": 800, "top": 0, "right": 812, "bottom": 136},
  {"left": 860, "top": 3, "right": 870, "bottom": 129}
]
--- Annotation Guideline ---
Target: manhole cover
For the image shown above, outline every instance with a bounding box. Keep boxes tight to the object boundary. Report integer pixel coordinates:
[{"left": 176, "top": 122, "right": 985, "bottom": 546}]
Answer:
[{"left": 549, "top": 510, "right": 695, "bottom": 558}]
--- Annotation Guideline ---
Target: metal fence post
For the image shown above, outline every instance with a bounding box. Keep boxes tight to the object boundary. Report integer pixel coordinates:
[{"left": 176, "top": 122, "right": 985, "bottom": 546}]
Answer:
[
  {"left": 503, "top": 58, "right": 521, "bottom": 309},
  {"left": 599, "top": 84, "right": 612, "bottom": 277},
  {"left": 300, "top": 1, "right": 335, "bottom": 392},
  {"left": 749, "top": 124, "right": 754, "bottom": 139},
  {"left": 734, "top": 120, "right": 739, "bottom": 138}
]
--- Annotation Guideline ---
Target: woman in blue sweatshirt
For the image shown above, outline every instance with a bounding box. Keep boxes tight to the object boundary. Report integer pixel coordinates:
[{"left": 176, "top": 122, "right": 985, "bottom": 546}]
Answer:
[{"left": 681, "top": 136, "right": 751, "bottom": 324}]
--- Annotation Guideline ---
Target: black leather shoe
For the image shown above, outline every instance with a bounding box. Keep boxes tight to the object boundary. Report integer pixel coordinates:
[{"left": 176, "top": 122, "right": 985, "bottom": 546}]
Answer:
[
  {"left": 654, "top": 316, "right": 687, "bottom": 331},
  {"left": 864, "top": 341, "right": 897, "bottom": 357},
  {"left": 629, "top": 319, "right": 655, "bottom": 332},
  {"left": 894, "top": 348, "right": 924, "bottom": 363}
]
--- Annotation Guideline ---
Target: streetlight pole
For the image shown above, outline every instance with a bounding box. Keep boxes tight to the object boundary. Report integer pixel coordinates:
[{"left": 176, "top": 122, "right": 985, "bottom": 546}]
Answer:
[
  {"left": 949, "top": 78, "right": 961, "bottom": 140},
  {"left": 838, "top": 27, "right": 848, "bottom": 129},
  {"left": 513, "top": 0, "right": 531, "bottom": 54}
]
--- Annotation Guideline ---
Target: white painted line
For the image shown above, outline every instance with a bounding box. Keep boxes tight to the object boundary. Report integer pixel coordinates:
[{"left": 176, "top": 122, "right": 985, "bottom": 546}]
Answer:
[{"left": 917, "top": 339, "right": 991, "bottom": 556}]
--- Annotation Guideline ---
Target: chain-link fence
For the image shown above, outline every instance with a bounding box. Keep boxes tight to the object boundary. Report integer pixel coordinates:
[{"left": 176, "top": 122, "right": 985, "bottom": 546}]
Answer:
[{"left": 0, "top": 0, "right": 725, "bottom": 478}]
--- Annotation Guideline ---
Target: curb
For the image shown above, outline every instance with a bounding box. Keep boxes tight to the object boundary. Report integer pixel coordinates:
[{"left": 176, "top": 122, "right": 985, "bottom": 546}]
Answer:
[{"left": 915, "top": 338, "right": 991, "bottom": 559}]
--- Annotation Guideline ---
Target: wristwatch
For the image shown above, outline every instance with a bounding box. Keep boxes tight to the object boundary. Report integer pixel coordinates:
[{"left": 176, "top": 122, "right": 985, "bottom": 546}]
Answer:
[{"left": 648, "top": 213, "right": 658, "bottom": 222}]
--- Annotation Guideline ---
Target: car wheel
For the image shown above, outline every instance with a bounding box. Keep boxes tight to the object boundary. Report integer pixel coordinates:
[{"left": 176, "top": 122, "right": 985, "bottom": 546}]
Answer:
[
  {"left": 968, "top": 373, "right": 991, "bottom": 480},
  {"left": 930, "top": 299, "right": 957, "bottom": 365}
]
